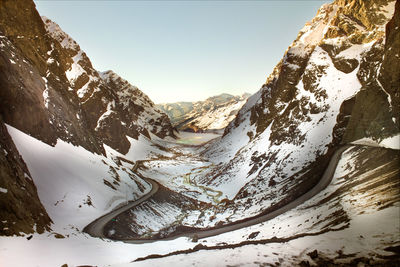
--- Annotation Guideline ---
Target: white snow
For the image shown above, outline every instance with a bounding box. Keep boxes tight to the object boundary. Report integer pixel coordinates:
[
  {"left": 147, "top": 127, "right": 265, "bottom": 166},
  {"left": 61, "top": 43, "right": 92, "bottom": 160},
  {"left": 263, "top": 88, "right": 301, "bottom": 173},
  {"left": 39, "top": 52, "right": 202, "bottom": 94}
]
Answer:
[
  {"left": 380, "top": 134, "right": 400, "bottom": 149},
  {"left": 46, "top": 57, "right": 55, "bottom": 65},
  {"left": 1, "top": 128, "right": 398, "bottom": 267},
  {"left": 65, "top": 50, "right": 85, "bottom": 84},
  {"left": 107, "top": 146, "right": 399, "bottom": 267},
  {"left": 352, "top": 134, "right": 400, "bottom": 150},
  {"left": 42, "top": 77, "right": 50, "bottom": 109},
  {"left": 0, "top": 2, "right": 397, "bottom": 267},
  {"left": 0, "top": 234, "right": 196, "bottom": 267},
  {"left": 379, "top": 0, "right": 396, "bottom": 20},
  {"left": 125, "top": 205, "right": 399, "bottom": 267},
  {"left": 97, "top": 70, "right": 175, "bottom": 139},
  {"left": 336, "top": 41, "right": 375, "bottom": 60},
  {"left": 104, "top": 134, "right": 173, "bottom": 162},
  {"left": 42, "top": 17, "right": 101, "bottom": 100},
  {"left": 202, "top": 44, "right": 363, "bottom": 204},
  {"left": 24, "top": 173, "right": 32, "bottom": 180}
]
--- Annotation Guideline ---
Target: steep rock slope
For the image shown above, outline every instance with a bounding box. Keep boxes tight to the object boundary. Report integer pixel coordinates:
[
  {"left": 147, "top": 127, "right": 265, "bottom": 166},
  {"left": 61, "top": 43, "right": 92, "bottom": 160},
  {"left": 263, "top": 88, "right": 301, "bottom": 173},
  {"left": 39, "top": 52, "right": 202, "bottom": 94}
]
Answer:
[
  {"left": 158, "top": 93, "right": 250, "bottom": 132},
  {"left": 0, "top": 119, "right": 52, "bottom": 236},
  {"left": 201, "top": 0, "right": 398, "bottom": 220}
]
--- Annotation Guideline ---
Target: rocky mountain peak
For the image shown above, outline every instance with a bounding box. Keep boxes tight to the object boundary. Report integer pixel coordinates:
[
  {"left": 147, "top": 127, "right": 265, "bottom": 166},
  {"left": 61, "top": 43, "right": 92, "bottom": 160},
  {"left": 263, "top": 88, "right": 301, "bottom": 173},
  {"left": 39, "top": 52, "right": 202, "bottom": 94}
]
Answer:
[
  {"left": 240, "top": 0, "right": 397, "bottom": 141},
  {"left": 41, "top": 16, "right": 103, "bottom": 102},
  {"left": 41, "top": 16, "right": 79, "bottom": 50},
  {"left": 99, "top": 70, "right": 177, "bottom": 140}
]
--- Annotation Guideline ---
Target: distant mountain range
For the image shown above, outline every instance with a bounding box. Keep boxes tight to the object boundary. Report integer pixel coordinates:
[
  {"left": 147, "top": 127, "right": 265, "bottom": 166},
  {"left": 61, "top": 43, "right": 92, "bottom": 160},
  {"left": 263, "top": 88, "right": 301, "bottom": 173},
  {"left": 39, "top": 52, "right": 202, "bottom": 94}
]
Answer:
[{"left": 157, "top": 93, "right": 250, "bottom": 132}]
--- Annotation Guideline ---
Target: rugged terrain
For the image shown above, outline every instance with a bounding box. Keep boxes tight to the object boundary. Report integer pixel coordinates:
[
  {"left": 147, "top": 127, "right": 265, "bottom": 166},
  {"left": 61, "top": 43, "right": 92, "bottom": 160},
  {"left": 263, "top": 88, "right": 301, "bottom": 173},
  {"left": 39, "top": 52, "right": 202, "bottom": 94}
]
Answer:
[
  {"left": 157, "top": 93, "right": 250, "bottom": 132},
  {"left": 0, "top": 0, "right": 399, "bottom": 266}
]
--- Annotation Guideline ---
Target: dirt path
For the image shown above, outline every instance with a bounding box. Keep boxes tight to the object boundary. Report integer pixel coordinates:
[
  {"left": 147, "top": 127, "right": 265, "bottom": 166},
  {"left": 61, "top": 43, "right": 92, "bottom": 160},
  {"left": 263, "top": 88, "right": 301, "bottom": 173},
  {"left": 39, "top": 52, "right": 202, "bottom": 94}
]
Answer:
[{"left": 84, "top": 146, "right": 350, "bottom": 242}]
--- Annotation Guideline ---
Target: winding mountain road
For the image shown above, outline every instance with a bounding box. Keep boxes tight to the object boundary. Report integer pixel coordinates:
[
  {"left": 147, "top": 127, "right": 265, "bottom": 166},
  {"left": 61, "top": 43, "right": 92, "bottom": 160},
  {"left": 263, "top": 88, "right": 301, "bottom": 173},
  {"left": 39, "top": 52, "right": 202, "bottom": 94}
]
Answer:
[
  {"left": 83, "top": 170, "right": 159, "bottom": 238},
  {"left": 84, "top": 145, "right": 350, "bottom": 243}
]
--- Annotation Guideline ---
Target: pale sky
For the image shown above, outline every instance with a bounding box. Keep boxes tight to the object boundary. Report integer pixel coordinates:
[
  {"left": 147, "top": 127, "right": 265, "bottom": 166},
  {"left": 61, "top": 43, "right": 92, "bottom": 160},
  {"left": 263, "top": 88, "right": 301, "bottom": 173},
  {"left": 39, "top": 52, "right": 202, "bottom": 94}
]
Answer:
[{"left": 34, "top": 0, "right": 328, "bottom": 103}]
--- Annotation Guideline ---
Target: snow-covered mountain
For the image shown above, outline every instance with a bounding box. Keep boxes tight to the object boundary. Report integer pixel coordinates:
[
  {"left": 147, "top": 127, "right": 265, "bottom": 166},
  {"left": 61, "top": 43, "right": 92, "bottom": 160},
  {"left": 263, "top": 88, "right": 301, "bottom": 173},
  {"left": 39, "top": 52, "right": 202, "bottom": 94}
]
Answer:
[
  {"left": 40, "top": 17, "right": 177, "bottom": 152},
  {"left": 0, "top": 0, "right": 175, "bottom": 236},
  {"left": 157, "top": 93, "right": 250, "bottom": 132},
  {"left": 199, "top": 0, "right": 399, "bottom": 220},
  {"left": 0, "top": 0, "right": 399, "bottom": 266}
]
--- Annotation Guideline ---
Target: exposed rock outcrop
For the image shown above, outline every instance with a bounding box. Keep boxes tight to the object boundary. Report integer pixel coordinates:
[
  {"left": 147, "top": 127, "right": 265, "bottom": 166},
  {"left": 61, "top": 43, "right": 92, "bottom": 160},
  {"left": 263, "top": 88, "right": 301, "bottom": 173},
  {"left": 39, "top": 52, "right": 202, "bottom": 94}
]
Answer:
[{"left": 0, "top": 118, "right": 52, "bottom": 236}]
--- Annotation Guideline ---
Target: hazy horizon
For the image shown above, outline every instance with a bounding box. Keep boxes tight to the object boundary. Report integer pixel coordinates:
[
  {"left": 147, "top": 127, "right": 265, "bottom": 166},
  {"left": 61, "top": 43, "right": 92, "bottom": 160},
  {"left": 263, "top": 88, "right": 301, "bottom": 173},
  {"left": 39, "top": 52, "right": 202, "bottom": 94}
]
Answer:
[{"left": 34, "top": 0, "right": 328, "bottom": 103}]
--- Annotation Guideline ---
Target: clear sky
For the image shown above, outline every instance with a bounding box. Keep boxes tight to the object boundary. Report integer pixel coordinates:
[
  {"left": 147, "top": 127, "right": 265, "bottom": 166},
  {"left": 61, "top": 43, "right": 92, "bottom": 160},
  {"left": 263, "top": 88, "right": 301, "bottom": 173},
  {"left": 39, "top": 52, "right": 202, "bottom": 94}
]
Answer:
[{"left": 34, "top": 0, "right": 328, "bottom": 104}]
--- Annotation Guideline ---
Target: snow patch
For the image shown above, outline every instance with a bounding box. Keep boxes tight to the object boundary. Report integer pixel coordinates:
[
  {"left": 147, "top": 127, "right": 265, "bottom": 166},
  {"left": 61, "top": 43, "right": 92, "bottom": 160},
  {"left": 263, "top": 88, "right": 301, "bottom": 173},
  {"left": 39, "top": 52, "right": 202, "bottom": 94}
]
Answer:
[
  {"left": 352, "top": 134, "right": 400, "bottom": 150},
  {"left": 42, "top": 77, "right": 50, "bottom": 109},
  {"left": 0, "top": 187, "right": 8, "bottom": 193},
  {"left": 65, "top": 50, "right": 84, "bottom": 84}
]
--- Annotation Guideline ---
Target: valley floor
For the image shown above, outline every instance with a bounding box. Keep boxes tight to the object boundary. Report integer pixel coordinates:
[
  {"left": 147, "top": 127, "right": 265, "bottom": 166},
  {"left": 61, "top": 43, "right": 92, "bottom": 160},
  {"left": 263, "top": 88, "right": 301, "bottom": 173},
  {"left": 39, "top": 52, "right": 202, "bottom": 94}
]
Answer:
[{"left": 0, "top": 128, "right": 399, "bottom": 267}]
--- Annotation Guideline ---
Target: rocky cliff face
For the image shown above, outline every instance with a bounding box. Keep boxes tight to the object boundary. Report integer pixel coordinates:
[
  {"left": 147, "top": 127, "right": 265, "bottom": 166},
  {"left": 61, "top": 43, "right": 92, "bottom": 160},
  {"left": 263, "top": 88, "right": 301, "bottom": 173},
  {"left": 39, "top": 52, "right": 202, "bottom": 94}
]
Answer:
[
  {"left": 158, "top": 93, "right": 250, "bottom": 132},
  {"left": 202, "top": 0, "right": 398, "bottom": 219},
  {"left": 0, "top": 0, "right": 175, "bottom": 235},
  {"left": 99, "top": 70, "right": 177, "bottom": 140},
  {"left": 0, "top": 119, "right": 52, "bottom": 236}
]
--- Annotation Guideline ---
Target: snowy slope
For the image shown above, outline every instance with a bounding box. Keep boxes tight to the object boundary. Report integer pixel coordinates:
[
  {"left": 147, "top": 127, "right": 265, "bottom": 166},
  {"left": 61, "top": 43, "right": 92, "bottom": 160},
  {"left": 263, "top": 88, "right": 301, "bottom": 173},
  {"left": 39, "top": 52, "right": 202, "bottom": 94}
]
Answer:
[
  {"left": 1, "top": 145, "right": 398, "bottom": 267},
  {"left": 5, "top": 122, "right": 179, "bottom": 236},
  {"left": 6, "top": 124, "right": 153, "bottom": 234}
]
